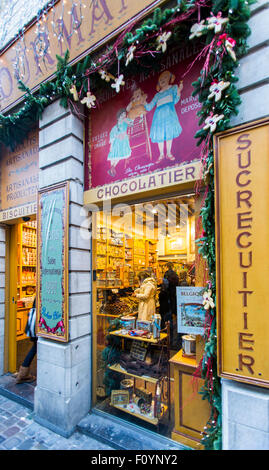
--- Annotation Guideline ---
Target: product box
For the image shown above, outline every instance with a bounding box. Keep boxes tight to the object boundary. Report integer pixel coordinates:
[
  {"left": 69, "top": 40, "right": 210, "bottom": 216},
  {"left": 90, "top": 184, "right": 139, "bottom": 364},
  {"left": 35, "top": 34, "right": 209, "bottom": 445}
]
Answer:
[
  {"left": 120, "top": 316, "right": 136, "bottom": 330},
  {"left": 136, "top": 320, "right": 152, "bottom": 332}
]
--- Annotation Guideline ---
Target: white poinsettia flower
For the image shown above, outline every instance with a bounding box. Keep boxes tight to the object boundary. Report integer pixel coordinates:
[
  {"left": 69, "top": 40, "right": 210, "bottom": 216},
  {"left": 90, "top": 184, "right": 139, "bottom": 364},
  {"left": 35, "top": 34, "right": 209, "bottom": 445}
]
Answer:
[
  {"left": 81, "top": 91, "right": 96, "bottom": 109},
  {"left": 203, "top": 289, "right": 215, "bottom": 310},
  {"left": 208, "top": 80, "right": 230, "bottom": 102}
]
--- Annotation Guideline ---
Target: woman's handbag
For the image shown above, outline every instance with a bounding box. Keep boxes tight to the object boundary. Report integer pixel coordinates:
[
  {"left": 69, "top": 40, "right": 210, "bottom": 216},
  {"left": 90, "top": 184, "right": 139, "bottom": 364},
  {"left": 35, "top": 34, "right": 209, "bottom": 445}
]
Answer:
[{"left": 25, "top": 307, "right": 37, "bottom": 338}]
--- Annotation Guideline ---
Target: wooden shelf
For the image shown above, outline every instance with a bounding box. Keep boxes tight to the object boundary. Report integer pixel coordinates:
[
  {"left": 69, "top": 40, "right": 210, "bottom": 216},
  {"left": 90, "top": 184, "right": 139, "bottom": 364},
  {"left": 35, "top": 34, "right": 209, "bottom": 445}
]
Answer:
[
  {"left": 110, "top": 402, "right": 167, "bottom": 426},
  {"left": 23, "top": 224, "right": 36, "bottom": 230},
  {"left": 97, "top": 285, "right": 122, "bottom": 289},
  {"left": 109, "top": 330, "right": 167, "bottom": 344},
  {"left": 97, "top": 313, "right": 120, "bottom": 318},
  {"left": 108, "top": 363, "right": 159, "bottom": 384}
]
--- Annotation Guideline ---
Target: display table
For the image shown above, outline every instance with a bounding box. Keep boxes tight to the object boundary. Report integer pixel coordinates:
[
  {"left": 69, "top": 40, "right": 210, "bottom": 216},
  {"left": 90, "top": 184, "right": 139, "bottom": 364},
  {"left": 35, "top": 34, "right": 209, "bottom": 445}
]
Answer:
[{"left": 169, "top": 350, "right": 211, "bottom": 450}]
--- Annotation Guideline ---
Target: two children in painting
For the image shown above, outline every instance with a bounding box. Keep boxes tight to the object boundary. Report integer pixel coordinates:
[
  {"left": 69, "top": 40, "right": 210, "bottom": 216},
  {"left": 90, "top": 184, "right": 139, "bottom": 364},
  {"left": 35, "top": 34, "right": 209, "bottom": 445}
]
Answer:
[{"left": 107, "top": 70, "right": 184, "bottom": 177}]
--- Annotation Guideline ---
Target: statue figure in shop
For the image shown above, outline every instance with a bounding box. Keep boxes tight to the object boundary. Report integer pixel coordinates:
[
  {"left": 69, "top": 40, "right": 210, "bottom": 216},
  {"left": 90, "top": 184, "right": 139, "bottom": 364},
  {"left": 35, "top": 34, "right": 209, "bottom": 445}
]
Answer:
[{"left": 134, "top": 270, "right": 157, "bottom": 321}]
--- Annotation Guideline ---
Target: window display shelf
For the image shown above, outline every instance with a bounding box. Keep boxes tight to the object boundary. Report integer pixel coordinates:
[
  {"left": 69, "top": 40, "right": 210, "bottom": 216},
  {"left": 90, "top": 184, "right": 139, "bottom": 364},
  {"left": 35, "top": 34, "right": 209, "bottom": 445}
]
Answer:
[
  {"left": 110, "top": 402, "right": 168, "bottom": 426},
  {"left": 97, "top": 313, "right": 120, "bottom": 318},
  {"left": 109, "top": 329, "right": 167, "bottom": 344},
  {"left": 108, "top": 363, "right": 159, "bottom": 384}
]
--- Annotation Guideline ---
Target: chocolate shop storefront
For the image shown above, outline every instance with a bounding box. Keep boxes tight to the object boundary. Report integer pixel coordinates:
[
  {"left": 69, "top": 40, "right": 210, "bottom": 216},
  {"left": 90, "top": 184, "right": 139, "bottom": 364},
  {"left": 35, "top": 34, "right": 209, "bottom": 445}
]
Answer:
[{"left": 1, "top": 0, "right": 269, "bottom": 452}]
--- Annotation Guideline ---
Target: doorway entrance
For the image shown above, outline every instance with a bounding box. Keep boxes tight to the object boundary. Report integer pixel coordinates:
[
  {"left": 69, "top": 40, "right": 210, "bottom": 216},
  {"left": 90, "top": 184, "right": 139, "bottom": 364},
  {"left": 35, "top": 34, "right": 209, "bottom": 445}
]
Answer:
[
  {"left": 9, "top": 218, "right": 37, "bottom": 372},
  {"left": 0, "top": 217, "right": 37, "bottom": 407}
]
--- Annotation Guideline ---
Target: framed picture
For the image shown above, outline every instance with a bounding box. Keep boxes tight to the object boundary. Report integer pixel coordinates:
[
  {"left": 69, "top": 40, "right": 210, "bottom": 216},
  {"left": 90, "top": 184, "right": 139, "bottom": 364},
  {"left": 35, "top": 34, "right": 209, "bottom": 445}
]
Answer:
[
  {"left": 130, "top": 340, "right": 148, "bottom": 361},
  {"left": 36, "top": 182, "right": 69, "bottom": 342},
  {"left": 111, "top": 390, "right": 130, "bottom": 406},
  {"left": 177, "top": 286, "right": 206, "bottom": 335}
]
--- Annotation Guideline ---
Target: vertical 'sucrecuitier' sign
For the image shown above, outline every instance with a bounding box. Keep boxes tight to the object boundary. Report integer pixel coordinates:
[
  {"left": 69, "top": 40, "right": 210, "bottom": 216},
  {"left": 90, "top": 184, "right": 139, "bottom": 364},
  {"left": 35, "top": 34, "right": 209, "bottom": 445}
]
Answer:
[
  {"left": 214, "top": 118, "right": 269, "bottom": 388},
  {"left": 36, "top": 182, "right": 69, "bottom": 342}
]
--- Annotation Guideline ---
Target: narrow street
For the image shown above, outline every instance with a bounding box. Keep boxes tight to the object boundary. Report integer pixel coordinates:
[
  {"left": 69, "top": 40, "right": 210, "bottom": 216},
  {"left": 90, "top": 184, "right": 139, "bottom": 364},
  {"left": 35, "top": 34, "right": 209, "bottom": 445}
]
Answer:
[{"left": 0, "top": 395, "right": 114, "bottom": 451}]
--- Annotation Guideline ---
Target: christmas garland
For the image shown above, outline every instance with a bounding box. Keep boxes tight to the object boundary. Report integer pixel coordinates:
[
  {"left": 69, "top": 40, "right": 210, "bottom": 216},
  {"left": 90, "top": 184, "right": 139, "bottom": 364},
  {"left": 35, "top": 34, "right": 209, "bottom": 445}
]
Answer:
[{"left": 0, "top": 0, "right": 254, "bottom": 450}]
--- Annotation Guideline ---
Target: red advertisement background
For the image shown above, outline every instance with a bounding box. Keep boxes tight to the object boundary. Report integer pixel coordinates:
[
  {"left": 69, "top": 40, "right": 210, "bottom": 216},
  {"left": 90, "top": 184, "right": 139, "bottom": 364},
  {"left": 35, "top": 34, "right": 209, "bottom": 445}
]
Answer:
[{"left": 87, "top": 49, "right": 203, "bottom": 189}]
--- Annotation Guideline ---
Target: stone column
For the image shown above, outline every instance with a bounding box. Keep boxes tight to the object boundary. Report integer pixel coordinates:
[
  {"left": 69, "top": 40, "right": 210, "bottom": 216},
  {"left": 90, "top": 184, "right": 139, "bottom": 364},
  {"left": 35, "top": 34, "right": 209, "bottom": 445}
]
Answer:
[
  {"left": 0, "top": 226, "right": 6, "bottom": 375},
  {"left": 34, "top": 99, "right": 92, "bottom": 437}
]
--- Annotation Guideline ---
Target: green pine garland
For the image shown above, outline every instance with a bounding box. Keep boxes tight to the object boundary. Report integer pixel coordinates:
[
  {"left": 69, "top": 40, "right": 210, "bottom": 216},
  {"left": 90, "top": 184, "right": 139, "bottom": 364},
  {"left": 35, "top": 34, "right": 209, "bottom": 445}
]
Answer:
[
  {"left": 0, "top": 0, "right": 255, "bottom": 450},
  {"left": 193, "top": 0, "right": 255, "bottom": 450}
]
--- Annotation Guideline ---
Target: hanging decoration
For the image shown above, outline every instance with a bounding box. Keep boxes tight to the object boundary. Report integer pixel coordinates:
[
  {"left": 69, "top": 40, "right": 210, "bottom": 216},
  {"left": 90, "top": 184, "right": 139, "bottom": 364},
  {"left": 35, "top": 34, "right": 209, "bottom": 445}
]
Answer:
[
  {"left": 189, "top": 20, "right": 207, "bottom": 39},
  {"left": 125, "top": 45, "right": 136, "bottom": 66},
  {"left": 156, "top": 31, "right": 172, "bottom": 52},
  {"left": 98, "top": 69, "right": 115, "bottom": 82},
  {"left": 111, "top": 74, "right": 125, "bottom": 93},
  {"left": 203, "top": 112, "right": 225, "bottom": 132},
  {"left": 0, "top": 0, "right": 255, "bottom": 450},
  {"left": 206, "top": 11, "right": 229, "bottom": 33},
  {"left": 80, "top": 91, "right": 96, "bottom": 108},
  {"left": 70, "top": 84, "right": 79, "bottom": 101},
  {"left": 203, "top": 289, "right": 215, "bottom": 310}
]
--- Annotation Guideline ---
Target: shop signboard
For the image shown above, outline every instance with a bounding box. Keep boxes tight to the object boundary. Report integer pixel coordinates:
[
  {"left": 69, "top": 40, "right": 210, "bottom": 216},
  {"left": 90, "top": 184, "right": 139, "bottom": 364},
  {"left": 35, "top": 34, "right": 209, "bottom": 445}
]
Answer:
[
  {"left": 84, "top": 161, "right": 201, "bottom": 205},
  {"left": 0, "top": 128, "right": 39, "bottom": 220},
  {"left": 85, "top": 45, "right": 203, "bottom": 201},
  {"left": 0, "top": 0, "right": 167, "bottom": 112},
  {"left": 36, "top": 182, "right": 69, "bottom": 342},
  {"left": 214, "top": 117, "right": 269, "bottom": 388},
  {"left": 176, "top": 286, "right": 205, "bottom": 335}
]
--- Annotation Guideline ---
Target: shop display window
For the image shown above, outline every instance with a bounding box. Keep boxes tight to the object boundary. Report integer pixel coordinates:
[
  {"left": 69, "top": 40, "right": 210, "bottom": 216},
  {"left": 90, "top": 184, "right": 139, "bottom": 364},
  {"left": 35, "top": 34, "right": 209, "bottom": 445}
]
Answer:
[{"left": 92, "top": 194, "right": 203, "bottom": 438}]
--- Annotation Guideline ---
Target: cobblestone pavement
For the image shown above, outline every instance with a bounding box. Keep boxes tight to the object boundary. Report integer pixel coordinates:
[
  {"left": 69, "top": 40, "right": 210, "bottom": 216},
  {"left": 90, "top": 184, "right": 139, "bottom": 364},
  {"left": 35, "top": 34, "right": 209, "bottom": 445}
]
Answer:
[{"left": 0, "top": 395, "right": 114, "bottom": 450}]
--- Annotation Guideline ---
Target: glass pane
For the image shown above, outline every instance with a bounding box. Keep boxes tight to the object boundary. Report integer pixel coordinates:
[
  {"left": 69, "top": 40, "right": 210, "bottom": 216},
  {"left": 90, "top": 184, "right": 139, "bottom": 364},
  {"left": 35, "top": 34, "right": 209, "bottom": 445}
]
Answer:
[{"left": 94, "top": 194, "right": 201, "bottom": 437}]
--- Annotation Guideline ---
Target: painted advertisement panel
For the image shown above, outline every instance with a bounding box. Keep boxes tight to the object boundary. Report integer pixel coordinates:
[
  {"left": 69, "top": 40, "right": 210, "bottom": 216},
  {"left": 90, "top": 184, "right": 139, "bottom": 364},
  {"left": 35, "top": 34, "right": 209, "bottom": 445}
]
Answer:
[{"left": 86, "top": 46, "right": 203, "bottom": 193}]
